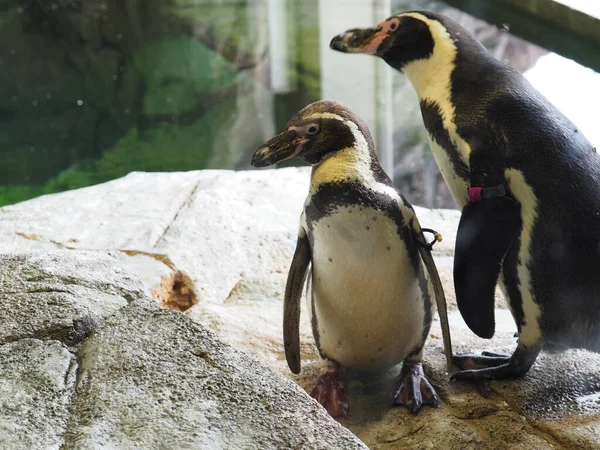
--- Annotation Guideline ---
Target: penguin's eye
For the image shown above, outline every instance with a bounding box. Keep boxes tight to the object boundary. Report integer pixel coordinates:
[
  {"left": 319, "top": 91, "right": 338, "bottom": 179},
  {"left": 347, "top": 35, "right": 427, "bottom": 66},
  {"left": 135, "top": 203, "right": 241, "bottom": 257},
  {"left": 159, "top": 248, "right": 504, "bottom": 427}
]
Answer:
[
  {"left": 389, "top": 22, "right": 398, "bottom": 31},
  {"left": 307, "top": 125, "right": 319, "bottom": 135}
]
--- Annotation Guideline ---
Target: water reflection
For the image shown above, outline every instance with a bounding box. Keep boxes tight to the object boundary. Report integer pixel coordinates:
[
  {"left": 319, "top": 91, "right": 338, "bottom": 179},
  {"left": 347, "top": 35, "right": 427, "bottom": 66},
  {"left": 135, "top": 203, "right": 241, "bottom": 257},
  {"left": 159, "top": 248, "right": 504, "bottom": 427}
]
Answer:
[{"left": 0, "top": 0, "right": 558, "bottom": 207}]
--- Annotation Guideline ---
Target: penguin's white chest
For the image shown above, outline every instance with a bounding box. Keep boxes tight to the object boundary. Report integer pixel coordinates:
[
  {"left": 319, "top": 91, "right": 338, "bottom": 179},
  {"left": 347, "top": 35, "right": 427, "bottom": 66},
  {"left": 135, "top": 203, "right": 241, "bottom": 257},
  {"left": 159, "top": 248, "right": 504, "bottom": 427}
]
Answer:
[{"left": 309, "top": 206, "right": 427, "bottom": 371}]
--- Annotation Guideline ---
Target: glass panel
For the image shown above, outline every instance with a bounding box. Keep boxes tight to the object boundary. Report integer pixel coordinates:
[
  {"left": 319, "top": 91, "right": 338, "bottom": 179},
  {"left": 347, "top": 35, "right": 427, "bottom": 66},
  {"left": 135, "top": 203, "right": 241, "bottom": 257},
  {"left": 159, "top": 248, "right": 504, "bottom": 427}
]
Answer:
[{"left": 1, "top": 0, "right": 597, "bottom": 208}]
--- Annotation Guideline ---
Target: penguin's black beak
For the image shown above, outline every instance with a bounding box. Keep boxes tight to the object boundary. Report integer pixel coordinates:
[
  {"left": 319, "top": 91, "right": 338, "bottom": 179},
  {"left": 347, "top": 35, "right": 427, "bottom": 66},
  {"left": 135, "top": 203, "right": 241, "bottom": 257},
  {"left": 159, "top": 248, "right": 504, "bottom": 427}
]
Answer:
[
  {"left": 251, "top": 130, "right": 308, "bottom": 167},
  {"left": 330, "top": 26, "right": 388, "bottom": 55}
]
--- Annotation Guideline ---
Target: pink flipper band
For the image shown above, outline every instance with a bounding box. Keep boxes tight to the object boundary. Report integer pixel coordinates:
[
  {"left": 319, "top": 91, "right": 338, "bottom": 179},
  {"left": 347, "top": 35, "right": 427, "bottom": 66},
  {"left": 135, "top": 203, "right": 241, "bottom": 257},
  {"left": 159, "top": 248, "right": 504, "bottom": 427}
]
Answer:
[{"left": 468, "top": 187, "right": 483, "bottom": 203}]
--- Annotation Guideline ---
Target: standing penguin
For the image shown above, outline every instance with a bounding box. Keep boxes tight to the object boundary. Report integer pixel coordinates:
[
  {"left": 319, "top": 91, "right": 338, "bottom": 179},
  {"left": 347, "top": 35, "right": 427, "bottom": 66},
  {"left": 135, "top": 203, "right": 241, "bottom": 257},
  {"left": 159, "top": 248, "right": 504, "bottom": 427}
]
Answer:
[
  {"left": 251, "top": 100, "right": 452, "bottom": 416},
  {"left": 330, "top": 12, "right": 600, "bottom": 381}
]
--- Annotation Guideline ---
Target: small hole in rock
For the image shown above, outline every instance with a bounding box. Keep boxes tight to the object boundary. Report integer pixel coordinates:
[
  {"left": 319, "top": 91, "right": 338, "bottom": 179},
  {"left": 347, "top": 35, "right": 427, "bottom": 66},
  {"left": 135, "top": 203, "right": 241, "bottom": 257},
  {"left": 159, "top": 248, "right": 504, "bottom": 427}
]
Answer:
[{"left": 152, "top": 270, "right": 198, "bottom": 312}]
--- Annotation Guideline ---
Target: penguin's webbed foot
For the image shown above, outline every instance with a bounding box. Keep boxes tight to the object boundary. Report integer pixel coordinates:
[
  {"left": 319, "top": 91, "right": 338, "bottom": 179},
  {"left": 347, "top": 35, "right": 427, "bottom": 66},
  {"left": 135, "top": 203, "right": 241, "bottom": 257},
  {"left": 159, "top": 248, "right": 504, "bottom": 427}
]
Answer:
[
  {"left": 311, "top": 366, "right": 348, "bottom": 418},
  {"left": 451, "top": 352, "right": 512, "bottom": 381},
  {"left": 452, "top": 351, "right": 511, "bottom": 370},
  {"left": 451, "top": 345, "right": 541, "bottom": 381},
  {"left": 394, "top": 361, "right": 440, "bottom": 414}
]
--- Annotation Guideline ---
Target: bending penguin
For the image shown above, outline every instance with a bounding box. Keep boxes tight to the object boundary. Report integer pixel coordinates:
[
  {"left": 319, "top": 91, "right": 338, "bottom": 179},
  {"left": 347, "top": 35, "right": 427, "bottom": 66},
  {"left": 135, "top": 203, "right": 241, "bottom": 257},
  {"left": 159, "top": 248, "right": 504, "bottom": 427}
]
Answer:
[
  {"left": 251, "top": 100, "right": 452, "bottom": 416},
  {"left": 331, "top": 12, "right": 600, "bottom": 381}
]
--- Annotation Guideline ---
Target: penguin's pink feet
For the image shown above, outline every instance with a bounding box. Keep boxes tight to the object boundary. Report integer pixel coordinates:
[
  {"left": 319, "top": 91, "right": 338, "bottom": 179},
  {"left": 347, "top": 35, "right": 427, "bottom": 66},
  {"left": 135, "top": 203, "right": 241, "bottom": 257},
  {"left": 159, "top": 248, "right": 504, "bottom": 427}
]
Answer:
[
  {"left": 394, "top": 361, "right": 440, "bottom": 414},
  {"left": 311, "top": 366, "right": 348, "bottom": 418}
]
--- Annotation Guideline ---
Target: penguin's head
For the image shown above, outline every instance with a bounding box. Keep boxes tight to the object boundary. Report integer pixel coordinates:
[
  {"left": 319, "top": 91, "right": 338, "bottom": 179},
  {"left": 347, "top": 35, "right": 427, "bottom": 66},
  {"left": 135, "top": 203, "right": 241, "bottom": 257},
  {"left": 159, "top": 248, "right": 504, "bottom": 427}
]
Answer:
[
  {"left": 251, "top": 100, "right": 373, "bottom": 167},
  {"left": 329, "top": 11, "right": 469, "bottom": 72}
]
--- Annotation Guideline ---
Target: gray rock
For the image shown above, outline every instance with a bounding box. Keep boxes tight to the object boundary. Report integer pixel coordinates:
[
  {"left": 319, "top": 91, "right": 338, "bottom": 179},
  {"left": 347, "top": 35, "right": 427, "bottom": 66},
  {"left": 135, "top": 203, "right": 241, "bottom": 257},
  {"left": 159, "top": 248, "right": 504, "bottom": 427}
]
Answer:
[
  {"left": 0, "top": 249, "right": 368, "bottom": 448},
  {"left": 0, "top": 339, "right": 77, "bottom": 450},
  {"left": 0, "top": 252, "right": 147, "bottom": 345},
  {"left": 63, "top": 303, "right": 367, "bottom": 450}
]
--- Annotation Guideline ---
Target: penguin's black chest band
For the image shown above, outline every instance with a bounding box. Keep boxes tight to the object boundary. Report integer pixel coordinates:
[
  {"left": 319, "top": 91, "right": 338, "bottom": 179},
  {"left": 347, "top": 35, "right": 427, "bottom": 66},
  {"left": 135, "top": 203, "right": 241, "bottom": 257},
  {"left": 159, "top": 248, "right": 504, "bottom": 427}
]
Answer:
[{"left": 468, "top": 185, "right": 507, "bottom": 203}]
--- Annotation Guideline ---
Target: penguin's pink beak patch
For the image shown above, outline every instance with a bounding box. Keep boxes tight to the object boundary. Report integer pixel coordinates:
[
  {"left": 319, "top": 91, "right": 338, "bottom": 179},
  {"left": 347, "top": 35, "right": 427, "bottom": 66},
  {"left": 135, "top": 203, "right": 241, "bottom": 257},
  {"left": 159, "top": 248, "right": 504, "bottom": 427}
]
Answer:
[
  {"left": 330, "top": 27, "right": 389, "bottom": 55},
  {"left": 356, "top": 32, "right": 388, "bottom": 55}
]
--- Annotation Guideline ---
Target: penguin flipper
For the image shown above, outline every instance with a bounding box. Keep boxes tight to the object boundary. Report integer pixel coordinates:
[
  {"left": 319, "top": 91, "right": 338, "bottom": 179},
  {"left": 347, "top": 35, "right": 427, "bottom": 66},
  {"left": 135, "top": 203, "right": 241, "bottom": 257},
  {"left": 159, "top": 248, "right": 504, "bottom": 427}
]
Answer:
[
  {"left": 417, "top": 244, "right": 453, "bottom": 373},
  {"left": 284, "top": 232, "right": 311, "bottom": 374},
  {"left": 454, "top": 196, "right": 520, "bottom": 339}
]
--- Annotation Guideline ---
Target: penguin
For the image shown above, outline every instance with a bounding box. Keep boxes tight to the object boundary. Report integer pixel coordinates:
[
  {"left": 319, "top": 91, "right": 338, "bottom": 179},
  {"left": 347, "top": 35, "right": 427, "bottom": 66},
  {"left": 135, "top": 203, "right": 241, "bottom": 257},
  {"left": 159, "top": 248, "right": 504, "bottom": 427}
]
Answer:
[
  {"left": 330, "top": 11, "right": 600, "bottom": 381},
  {"left": 251, "top": 100, "right": 452, "bottom": 416}
]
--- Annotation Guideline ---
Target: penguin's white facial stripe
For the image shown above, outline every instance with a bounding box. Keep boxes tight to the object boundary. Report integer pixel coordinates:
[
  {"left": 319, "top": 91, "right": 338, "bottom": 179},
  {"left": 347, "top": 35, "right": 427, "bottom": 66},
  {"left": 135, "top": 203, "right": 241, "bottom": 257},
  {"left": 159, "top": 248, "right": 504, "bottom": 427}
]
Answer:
[
  {"left": 400, "top": 13, "right": 472, "bottom": 190},
  {"left": 505, "top": 168, "right": 542, "bottom": 345},
  {"left": 310, "top": 120, "right": 397, "bottom": 200},
  {"left": 305, "top": 117, "right": 415, "bottom": 246},
  {"left": 310, "top": 121, "right": 368, "bottom": 187},
  {"left": 401, "top": 12, "right": 457, "bottom": 98},
  {"left": 303, "top": 112, "right": 344, "bottom": 122},
  {"left": 399, "top": 14, "right": 457, "bottom": 131}
]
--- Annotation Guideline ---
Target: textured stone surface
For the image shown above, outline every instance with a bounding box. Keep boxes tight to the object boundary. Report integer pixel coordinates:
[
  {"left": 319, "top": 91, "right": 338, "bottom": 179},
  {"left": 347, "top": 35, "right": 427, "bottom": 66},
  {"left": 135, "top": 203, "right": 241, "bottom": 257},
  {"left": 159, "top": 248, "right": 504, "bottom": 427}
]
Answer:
[
  {"left": 0, "top": 240, "right": 367, "bottom": 448},
  {"left": 151, "top": 169, "right": 308, "bottom": 304},
  {"left": 0, "top": 339, "right": 77, "bottom": 450},
  {"left": 0, "top": 252, "right": 146, "bottom": 345},
  {"left": 64, "top": 303, "right": 366, "bottom": 449}
]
